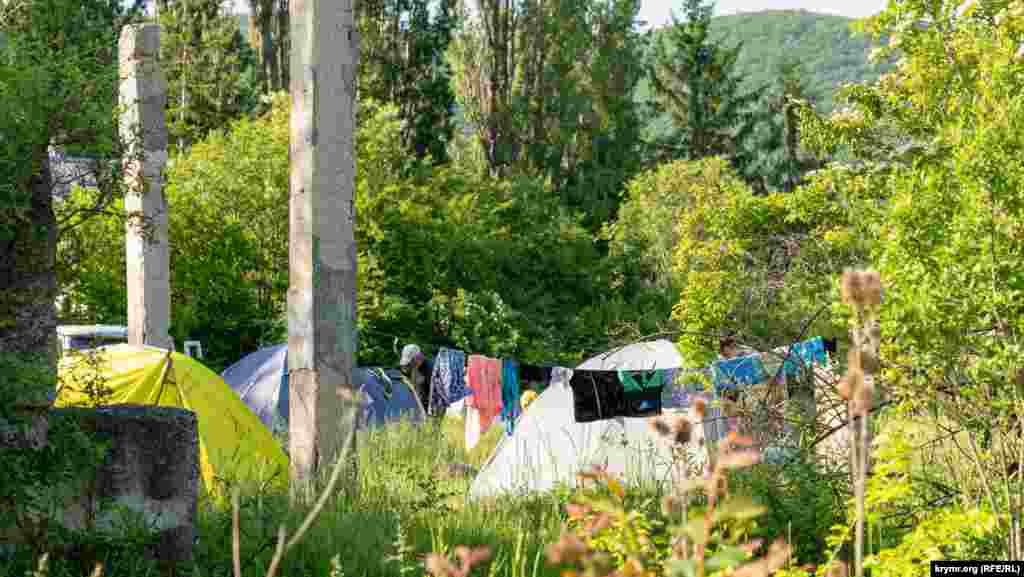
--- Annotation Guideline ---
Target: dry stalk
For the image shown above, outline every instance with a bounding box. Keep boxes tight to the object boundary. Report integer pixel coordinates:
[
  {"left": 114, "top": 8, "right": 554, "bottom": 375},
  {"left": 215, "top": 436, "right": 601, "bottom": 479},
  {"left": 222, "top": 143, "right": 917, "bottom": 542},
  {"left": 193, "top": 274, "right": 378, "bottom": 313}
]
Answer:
[
  {"left": 839, "top": 270, "right": 881, "bottom": 577},
  {"left": 232, "top": 404, "right": 359, "bottom": 577}
]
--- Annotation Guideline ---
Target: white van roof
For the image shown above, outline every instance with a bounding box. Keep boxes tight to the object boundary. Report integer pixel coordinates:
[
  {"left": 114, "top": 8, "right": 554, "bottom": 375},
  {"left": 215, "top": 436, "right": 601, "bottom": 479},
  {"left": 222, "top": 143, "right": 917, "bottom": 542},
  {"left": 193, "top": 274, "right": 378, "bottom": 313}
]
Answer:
[{"left": 57, "top": 325, "right": 128, "bottom": 338}]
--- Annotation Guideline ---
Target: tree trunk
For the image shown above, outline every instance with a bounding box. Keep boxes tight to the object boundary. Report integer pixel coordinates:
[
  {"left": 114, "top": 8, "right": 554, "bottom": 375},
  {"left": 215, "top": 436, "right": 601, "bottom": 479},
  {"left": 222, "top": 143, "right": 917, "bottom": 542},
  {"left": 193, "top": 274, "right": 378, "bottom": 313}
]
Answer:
[
  {"left": 260, "top": 9, "right": 277, "bottom": 92},
  {"left": 276, "top": 0, "right": 290, "bottom": 90},
  {"left": 0, "top": 152, "right": 58, "bottom": 369},
  {"left": 0, "top": 152, "right": 57, "bottom": 455}
]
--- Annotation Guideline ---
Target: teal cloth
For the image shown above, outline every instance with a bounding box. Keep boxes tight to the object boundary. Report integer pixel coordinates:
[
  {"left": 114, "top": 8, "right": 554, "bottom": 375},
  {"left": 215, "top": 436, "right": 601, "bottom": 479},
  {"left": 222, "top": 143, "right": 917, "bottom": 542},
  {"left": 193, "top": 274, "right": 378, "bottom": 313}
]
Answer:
[
  {"left": 781, "top": 337, "right": 827, "bottom": 377},
  {"left": 618, "top": 369, "right": 665, "bottom": 393},
  {"left": 501, "top": 358, "right": 520, "bottom": 435}
]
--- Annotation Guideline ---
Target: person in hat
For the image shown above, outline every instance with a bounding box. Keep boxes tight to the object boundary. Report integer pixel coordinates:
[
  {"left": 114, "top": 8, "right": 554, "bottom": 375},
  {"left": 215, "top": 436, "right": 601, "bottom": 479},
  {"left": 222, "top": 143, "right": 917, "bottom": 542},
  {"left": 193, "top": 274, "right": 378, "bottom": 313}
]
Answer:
[{"left": 400, "top": 344, "right": 435, "bottom": 417}]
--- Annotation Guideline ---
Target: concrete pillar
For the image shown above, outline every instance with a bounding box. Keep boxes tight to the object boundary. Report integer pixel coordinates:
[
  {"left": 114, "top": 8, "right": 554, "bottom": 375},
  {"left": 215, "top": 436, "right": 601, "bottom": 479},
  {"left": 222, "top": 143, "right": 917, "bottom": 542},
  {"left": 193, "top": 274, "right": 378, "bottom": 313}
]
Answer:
[
  {"left": 288, "top": 0, "right": 361, "bottom": 489},
  {"left": 120, "top": 24, "right": 172, "bottom": 350}
]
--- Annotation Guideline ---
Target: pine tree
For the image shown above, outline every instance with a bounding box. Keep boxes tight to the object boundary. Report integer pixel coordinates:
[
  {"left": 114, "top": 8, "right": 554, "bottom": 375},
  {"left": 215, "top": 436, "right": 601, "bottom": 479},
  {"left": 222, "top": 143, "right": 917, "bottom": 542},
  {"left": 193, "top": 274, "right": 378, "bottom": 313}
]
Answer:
[
  {"left": 743, "top": 58, "right": 821, "bottom": 193},
  {"left": 357, "top": 0, "right": 458, "bottom": 166},
  {"left": 647, "top": 0, "right": 760, "bottom": 167},
  {"left": 156, "top": 0, "right": 257, "bottom": 151}
]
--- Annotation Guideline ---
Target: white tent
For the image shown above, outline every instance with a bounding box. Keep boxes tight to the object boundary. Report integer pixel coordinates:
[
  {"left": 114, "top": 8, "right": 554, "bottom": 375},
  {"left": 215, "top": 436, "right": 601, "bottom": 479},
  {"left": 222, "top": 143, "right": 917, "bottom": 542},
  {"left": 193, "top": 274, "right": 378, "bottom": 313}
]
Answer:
[
  {"left": 576, "top": 339, "right": 685, "bottom": 372},
  {"left": 468, "top": 339, "right": 689, "bottom": 499}
]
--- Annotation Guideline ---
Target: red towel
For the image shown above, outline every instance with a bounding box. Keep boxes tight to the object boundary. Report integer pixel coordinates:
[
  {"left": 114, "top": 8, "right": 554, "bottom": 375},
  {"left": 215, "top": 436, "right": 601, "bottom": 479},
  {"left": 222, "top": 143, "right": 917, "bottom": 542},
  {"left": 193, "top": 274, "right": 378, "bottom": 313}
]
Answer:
[{"left": 467, "top": 355, "right": 503, "bottom": 434}]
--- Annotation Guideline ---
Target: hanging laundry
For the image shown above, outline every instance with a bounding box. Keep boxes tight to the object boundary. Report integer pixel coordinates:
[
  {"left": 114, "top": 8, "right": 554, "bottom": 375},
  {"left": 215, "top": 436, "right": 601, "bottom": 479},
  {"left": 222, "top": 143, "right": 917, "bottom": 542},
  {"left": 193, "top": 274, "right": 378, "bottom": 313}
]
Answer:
[
  {"left": 501, "top": 358, "right": 521, "bottom": 435},
  {"left": 519, "top": 364, "right": 552, "bottom": 390},
  {"left": 713, "top": 354, "right": 767, "bottom": 390},
  {"left": 781, "top": 336, "right": 828, "bottom": 378},
  {"left": 429, "top": 348, "right": 452, "bottom": 414},
  {"left": 618, "top": 368, "right": 664, "bottom": 393},
  {"left": 465, "top": 404, "right": 482, "bottom": 450},
  {"left": 447, "top": 349, "right": 469, "bottom": 404},
  {"left": 520, "top": 389, "right": 538, "bottom": 410},
  {"left": 550, "top": 366, "right": 573, "bottom": 390},
  {"left": 569, "top": 369, "right": 663, "bottom": 423},
  {"left": 467, "top": 355, "right": 502, "bottom": 436}
]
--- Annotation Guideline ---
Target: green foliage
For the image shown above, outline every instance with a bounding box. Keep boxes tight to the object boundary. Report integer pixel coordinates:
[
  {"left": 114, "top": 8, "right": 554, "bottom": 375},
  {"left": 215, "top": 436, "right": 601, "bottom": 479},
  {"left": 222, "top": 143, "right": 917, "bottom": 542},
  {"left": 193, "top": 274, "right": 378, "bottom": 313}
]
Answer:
[
  {"left": 740, "top": 57, "right": 823, "bottom": 194},
  {"left": 661, "top": 157, "right": 841, "bottom": 365},
  {"left": 636, "top": 10, "right": 894, "bottom": 125},
  {"left": 647, "top": 0, "right": 761, "bottom": 171},
  {"left": 157, "top": 0, "right": 260, "bottom": 150},
  {"left": 731, "top": 454, "right": 845, "bottom": 565},
  {"left": 56, "top": 189, "right": 128, "bottom": 326},
  {"left": 790, "top": 0, "right": 1024, "bottom": 556},
  {"left": 449, "top": 0, "right": 648, "bottom": 230},
  {"left": 59, "top": 94, "right": 615, "bottom": 368},
  {"left": 357, "top": 0, "right": 459, "bottom": 165},
  {"left": 0, "top": 0, "right": 141, "bottom": 355}
]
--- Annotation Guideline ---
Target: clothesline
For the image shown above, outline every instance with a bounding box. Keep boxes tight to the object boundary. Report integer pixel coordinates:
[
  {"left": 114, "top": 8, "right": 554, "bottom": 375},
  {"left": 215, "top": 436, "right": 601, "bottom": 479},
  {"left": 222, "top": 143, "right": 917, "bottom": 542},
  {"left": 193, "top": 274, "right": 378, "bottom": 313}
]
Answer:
[{"left": 400, "top": 336, "right": 832, "bottom": 449}]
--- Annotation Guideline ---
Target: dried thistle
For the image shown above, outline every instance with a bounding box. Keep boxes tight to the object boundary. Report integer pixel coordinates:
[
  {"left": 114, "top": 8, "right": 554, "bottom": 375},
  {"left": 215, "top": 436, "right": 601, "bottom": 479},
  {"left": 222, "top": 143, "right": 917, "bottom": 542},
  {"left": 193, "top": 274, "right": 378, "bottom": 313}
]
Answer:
[
  {"left": 651, "top": 415, "right": 693, "bottom": 446},
  {"left": 860, "top": 347, "right": 880, "bottom": 374},
  {"left": 847, "top": 347, "right": 862, "bottom": 371},
  {"left": 827, "top": 560, "right": 849, "bottom": 577},
  {"left": 861, "top": 271, "right": 882, "bottom": 306},
  {"left": 841, "top": 270, "right": 864, "bottom": 306},
  {"left": 716, "top": 449, "right": 761, "bottom": 470},
  {"left": 837, "top": 375, "right": 851, "bottom": 400},
  {"left": 851, "top": 378, "right": 874, "bottom": 417},
  {"left": 661, "top": 495, "right": 681, "bottom": 516}
]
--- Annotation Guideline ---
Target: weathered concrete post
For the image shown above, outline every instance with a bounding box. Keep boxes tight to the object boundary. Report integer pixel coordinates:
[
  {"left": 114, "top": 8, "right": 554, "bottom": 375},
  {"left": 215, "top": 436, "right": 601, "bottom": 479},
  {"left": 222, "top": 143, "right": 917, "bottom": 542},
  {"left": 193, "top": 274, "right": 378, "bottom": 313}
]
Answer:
[
  {"left": 121, "top": 24, "right": 172, "bottom": 350},
  {"left": 288, "top": 0, "right": 360, "bottom": 494}
]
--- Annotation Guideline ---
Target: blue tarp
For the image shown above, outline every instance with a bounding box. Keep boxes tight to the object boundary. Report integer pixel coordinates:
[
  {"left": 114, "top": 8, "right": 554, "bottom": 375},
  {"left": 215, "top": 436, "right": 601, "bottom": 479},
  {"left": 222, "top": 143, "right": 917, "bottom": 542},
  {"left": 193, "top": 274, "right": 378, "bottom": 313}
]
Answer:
[{"left": 221, "top": 344, "right": 424, "bottom": 434}]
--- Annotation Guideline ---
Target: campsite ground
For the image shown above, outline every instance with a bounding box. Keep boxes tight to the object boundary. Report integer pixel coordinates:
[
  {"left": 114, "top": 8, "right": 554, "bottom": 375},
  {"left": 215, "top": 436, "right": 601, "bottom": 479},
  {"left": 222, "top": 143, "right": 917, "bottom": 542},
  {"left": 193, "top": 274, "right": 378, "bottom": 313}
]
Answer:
[
  {"left": 0, "top": 412, "right": 838, "bottom": 576},
  {"left": 191, "top": 417, "right": 570, "bottom": 577}
]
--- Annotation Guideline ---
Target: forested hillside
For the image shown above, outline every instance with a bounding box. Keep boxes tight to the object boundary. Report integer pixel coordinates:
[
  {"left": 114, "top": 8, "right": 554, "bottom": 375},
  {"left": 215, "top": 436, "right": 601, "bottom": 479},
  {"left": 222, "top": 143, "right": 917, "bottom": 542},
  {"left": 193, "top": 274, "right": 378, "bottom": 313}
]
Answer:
[{"left": 637, "top": 9, "right": 892, "bottom": 116}]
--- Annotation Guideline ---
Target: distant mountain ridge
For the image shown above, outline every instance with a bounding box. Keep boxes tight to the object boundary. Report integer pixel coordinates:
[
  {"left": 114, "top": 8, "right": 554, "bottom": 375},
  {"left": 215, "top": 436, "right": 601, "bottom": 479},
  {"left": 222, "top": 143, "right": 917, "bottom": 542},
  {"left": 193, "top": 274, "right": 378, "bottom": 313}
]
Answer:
[{"left": 639, "top": 9, "right": 892, "bottom": 113}]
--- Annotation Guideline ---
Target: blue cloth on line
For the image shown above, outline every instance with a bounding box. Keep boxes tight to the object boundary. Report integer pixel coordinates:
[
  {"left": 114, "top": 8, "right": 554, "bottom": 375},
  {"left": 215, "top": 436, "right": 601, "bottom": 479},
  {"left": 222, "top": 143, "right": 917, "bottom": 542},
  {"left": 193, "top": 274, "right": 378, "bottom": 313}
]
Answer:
[
  {"left": 447, "top": 349, "right": 469, "bottom": 403},
  {"left": 713, "top": 354, "right": 766, "bottom": 390},
  {"left": 781, "top": 337, "right": 827, "bottom": 378},
  {"left": 501, "top": 358, "right": 520, "bottom": 435}
]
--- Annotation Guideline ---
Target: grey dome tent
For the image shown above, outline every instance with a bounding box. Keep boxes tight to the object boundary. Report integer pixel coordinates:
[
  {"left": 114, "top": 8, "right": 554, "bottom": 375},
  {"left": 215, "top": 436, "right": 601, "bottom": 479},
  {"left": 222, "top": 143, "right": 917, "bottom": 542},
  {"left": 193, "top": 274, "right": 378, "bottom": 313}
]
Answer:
[
  {"left": 468, "top": 339, "right": 695, "bottom": 499},
  {"left": 221, "top": 344, "right": 424, "bottom": 435}
]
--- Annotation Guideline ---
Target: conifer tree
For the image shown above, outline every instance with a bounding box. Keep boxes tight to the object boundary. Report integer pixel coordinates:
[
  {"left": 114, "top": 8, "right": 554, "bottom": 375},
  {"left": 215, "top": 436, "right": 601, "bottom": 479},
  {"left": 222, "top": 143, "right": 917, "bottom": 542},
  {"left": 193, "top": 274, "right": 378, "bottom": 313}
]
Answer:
[
  {"left": 648, "top": 0, "right": 760, "bottom": 168},
  {"left": 156, "top": 0, "right": 256, "bottom": 150}
]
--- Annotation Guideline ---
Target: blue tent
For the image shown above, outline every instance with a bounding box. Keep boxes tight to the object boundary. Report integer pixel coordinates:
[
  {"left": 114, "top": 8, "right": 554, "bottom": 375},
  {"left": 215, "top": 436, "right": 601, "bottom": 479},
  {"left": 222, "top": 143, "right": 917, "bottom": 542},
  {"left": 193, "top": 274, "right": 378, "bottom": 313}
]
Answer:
[{"left": 221, "top": 344, "right": 424, "bottom": 434}]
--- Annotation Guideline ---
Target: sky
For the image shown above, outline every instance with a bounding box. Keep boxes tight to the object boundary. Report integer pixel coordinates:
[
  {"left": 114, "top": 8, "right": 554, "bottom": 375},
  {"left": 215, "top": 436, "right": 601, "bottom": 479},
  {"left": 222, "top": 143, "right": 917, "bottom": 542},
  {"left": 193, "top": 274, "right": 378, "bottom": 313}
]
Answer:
[{"left": 225, "top": 0, "right": 890, "bottom": 29}]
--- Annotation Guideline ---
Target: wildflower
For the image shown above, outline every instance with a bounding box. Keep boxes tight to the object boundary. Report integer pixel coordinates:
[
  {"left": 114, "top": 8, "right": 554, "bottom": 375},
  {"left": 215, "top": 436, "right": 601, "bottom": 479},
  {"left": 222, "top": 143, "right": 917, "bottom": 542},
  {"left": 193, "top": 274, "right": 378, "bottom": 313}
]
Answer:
[
  {"left": 547, "top": 532, "right": 589, "bottom": 564},
  {"left": 565, "top": 503, "right": 592, "bottom": 520},
  {"left": 731, "top": 539, "right": 792, "bottom": 577},
  {"left": 692, "top": 397, "right": 707, "bottom": 419},
  {"left": 717, "top": 449, "right": 761, "bottom": 469}
]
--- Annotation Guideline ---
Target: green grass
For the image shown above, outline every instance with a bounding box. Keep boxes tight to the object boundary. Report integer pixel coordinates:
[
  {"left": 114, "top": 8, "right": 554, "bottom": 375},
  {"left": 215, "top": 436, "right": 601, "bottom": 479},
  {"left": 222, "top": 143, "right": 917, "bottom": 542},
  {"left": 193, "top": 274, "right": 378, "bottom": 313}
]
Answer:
[
  {"left": 0, "top": 412, "right": 842, "bottom": 576},
  {"left": 189, "top": 417, "right": 565, "bottom": 577}
]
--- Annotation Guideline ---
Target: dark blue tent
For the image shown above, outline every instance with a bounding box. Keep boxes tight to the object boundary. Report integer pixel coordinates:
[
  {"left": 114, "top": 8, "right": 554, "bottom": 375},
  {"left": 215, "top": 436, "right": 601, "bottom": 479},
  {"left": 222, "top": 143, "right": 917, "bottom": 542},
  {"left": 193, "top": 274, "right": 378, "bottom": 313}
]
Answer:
[{"left": 221, "top": 344, "right": 424, "bottom": 434}]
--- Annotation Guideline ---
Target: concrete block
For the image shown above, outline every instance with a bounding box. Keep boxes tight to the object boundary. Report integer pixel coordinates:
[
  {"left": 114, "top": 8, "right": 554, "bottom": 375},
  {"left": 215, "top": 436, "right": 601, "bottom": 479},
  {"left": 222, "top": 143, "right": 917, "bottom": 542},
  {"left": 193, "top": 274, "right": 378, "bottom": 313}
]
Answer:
[{"left": 1, "top": 405, "right": 200, "bottom": 575}]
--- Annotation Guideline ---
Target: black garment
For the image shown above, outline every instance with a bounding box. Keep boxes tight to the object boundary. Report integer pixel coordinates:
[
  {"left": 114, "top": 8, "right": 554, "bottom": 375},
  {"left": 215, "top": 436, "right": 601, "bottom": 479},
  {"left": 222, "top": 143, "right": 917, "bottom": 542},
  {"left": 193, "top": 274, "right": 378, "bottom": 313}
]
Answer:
[
  {"left": 824, "top": 338, "right": 837, "bottom": 355},
  {"left": 519, "top": 364, "right": 552, "bottom": 389},
  {"left": 569, "top": 369, "right": 663, "bottom": 423}
]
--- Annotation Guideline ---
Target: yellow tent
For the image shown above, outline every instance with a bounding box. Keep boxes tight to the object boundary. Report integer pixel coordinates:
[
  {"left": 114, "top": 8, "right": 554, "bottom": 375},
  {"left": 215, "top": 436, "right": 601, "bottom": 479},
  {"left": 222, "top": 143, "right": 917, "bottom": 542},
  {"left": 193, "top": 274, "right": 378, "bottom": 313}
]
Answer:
[{"left": 57, "top": 344, "right": 289, "bottom": 497}]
